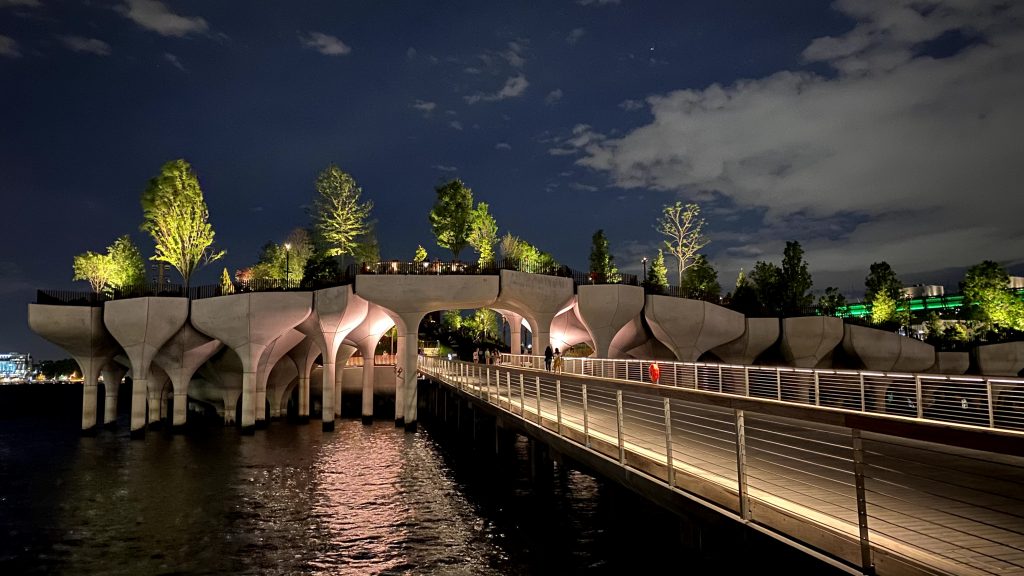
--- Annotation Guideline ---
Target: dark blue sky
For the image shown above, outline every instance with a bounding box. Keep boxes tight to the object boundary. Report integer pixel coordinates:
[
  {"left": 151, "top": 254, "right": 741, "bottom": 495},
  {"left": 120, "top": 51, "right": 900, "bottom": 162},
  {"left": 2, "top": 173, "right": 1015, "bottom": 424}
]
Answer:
[{"left": 3, "top": 0, "right": 1023, "bottom": 359}]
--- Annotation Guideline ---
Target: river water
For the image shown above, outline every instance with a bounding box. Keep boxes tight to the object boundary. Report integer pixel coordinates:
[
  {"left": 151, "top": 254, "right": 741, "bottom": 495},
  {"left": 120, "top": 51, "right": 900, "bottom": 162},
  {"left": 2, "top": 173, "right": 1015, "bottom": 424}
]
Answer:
[{"left": 0, "top": 386, "right": 838, "bottom": 575}]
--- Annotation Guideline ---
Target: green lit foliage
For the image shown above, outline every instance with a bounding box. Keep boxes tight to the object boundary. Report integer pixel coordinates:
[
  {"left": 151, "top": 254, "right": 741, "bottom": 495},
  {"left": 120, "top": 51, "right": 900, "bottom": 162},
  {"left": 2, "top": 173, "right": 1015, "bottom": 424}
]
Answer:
[
  {"left": 464, "top": 308, "right": 499, "bottom": 342},
  {"left": 870, "top": 290, "right": 898, "bottom": 325},
  {"left": 865, "top": 261, "right": 902, "bottom": 302},
  {"left": 311, "top": 164, "right": 373, "bottom": 258},
  {"left": 500, "top": 233, "right": 558, "bottom": 273},
  {"left": 818, "top": 287, "right": 847, "bottom": 317},
  {"left": 301, "top": 252, "right": 344, "bottom": 284},
  {"left": 781, "top": 241, "right": 813, "bottom": 315},
  {"left": 247, "top": 229, "right": 314, "bottom": 287},
  {"left": 962, "top": 260, "right": 1024, "bottom": 331},
  {"left": 727, "top": 269, "right": 760, "bottom": 315},
  {"left": 682, "top": 254, "right": 720, "bottom": 302},
  {"left": 441, "top": 309, "right": 462, "bottom": 331},
  {"left": 220, "top": 267, "right": 235, "bottom": 295},
  {"left": 656, "top": 202, "right": 709, "bottom": 295},
  {"left": 589, "top": 229, "right": 621, "bottom": 284},
  {"left": 140, "top": 159, "right": 224, "bottom": 288},
  {"left": 429, "top": 178, "right": 474, "bottom": 259},
  {"left": 468, "top": 202, "right": 498, "bottom": 267},
  {"left": 72, "top": 251, "right": 113, "bottom": 293},
  {"left": 414, "top": 245, "right": 428, "bottom": 263},
  {"left": 107, "top": 235, "right": 145, "bottom": 292},
  {"left": 645, "top": 249, "right": 670, "bottom": 295}
]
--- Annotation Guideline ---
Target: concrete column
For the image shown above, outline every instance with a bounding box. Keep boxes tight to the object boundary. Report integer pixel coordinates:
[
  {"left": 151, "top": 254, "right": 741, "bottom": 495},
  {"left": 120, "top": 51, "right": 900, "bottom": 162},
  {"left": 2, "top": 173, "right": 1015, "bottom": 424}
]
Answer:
[
  {"left": 498, "top": 311, "right": 524, "bottom": 354},
  {"left": 357, "top": 339, "right": 377, "bottom": 424},
  {"left": 223, "top": 388, "right": 241, "bottom": 426},
  {"left": 152, "top": 322, "right": 221, "bottom": 433},
  {"left": 101, "top": 363, "right": 127, "bottom": 427},
  {"left": 147, "top": 387, "right": 161, "bottom": 426},
  {"left": 172, "top": 391, "right": 188, "bottom": 427},
  {"left": 287, "top": 337, "right": 320, "bottom": 422},
  {"left": 28, "top": 305, "right": 118, "bottom": 434},
  {"left": 335, "top": 344, "right": 356, "bottom": 416},
  {"left": 132, "top": 375, "right": 148, "bottom": 433},
  {"left": 298, "top": 374, "right": 310, "bottom": 419},
  {"left": 394, "top": 334, "right": 405, "bottom": 426},
  {"left": 402, "top": 327, "right": 419, "bottom": 430},
  {"left": 254, "top": 330, "right": 305, "bottom": 429},
  {"left": 345, "top": 303, "right": 395, "bottom": 425}
]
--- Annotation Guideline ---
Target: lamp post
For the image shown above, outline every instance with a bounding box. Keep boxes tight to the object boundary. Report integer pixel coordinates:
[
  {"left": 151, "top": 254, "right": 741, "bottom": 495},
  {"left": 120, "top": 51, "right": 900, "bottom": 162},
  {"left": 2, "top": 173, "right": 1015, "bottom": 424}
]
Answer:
[
  {"left": 284, "top": 243, "right": 291, "bottom": 288},
  {"left": 641, "top": 257, "right": 648, "bottom": 291}
]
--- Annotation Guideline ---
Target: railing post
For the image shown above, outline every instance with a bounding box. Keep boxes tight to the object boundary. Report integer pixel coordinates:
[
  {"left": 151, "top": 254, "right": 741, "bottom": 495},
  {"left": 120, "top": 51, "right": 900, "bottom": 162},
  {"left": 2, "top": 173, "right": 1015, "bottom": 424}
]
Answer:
[
  {"left": 506, "top": 371, "right": 512, "bottom": 410},
  {"left": 851, "top": 428, "right": 874, "bottom": 574},
  {"left": 535, "top": 376, "right": 542, "bottom": 425},
  {"left": 717, "top": 364, "right": 723, "bottom": 393},
  {"left": 859, "top": 373, "right": 866, "bottom": 412},
  {"left": 776, "top": 367, "right": 782, "bottom": 401},
  {"left": 556, "top": 379, "right": 562, "bottom": 435},
  {"left": 664, "top": 397, "right": 675, "bottom": 487},
  {"left": 616, "top": 390, "right": 625, "bottom": 465},
  {"left": 519, "top": 374, "right": 525, "bottom": 416},
  {"left": 693, "top": 364, "right": 699, "bottom": 389},
  {"left": 814, "top": 371, "right": 820, "bottom": 406},
  {"left": 743, "top": 366, "right": 750, "bottom": 396},
  {"left": 582, "top": 383, "right": 590, "bottom": 447},
  {"left": 735, "top": 409, "right": 750, "bottom": 521},
  {"left": 915, "top": 375, "right": 924, "bottom": 419},
  {"left": 986, "top": 378, "right": 996, "bottom": 428}
]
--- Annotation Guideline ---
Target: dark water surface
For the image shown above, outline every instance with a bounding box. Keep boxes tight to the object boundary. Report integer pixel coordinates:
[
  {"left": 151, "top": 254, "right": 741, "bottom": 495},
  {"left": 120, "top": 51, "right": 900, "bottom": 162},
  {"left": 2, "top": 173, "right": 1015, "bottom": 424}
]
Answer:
[{"left": 0, "top": 386, "right": 837, "bottom": 575}]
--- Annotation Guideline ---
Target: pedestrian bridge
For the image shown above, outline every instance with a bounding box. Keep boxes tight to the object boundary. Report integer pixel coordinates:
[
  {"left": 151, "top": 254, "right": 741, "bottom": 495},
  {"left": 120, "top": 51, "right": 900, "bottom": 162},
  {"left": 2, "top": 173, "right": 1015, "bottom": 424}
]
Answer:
[{"left": 417, "top": 354, "right": 1024, "bottom": 576}]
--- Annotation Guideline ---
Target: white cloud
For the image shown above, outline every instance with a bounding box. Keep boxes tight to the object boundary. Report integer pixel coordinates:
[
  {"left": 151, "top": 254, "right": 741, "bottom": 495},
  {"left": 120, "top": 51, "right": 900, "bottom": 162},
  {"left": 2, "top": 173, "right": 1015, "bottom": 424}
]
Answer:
[
  {"left": 300, "top": 32, "right": 351, "bottom": 56},
  {"left": 449, "top": 120, "right": 463, "bottom": 131},
  {"left": 164, "top": 52, "right": 186, "bottom": 71},
  {"left": 503, "top": 40, "right": 526, "bottom": 68},
  {"left": 564, "top": 0, "right": 1024, "bottom": 278},
  {"left": 545, "top": 89, "right": 563, "bottom": 105},
  {"left": 570, "top": 182, "right": 599, "bottom": 192},
  {"left": 0, "top": 35, "right": 20, "bottom": 58},
  {"left": 463, "top": 66, "right": 481, "bottom": 74},
  {"left": 412, "top": 99, "right": 436, "bottom": 116},
  {"left": 495, "top": 142, "right": 512, "bottom": 151},
  {"left": 406, "top": 46, "right": 417, "bottom": 59},
  {"left": 619, "top": 99, "right": 644, "bottom": 111},
  {"left": 465, "top": 74, "right": 529, "bottom": 104},
  {"left": 60, "top": 36, "right": 111, "bottom": 56},
  {"left": 433, "top": 164, "right": 458, "bottom": 172},
  {"left": 119, "top": 0, "right": 208, "bottom": 37},
  {"left": 566, "top": 28, "right": 585, "bottom": 46}
]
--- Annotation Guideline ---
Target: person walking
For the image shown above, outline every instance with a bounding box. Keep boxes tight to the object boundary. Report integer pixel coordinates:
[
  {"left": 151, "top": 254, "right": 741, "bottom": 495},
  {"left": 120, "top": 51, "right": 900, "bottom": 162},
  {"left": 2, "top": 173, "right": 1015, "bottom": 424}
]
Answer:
[
  {"left": 553, "top": 348, "right": 563, "bottom": 374},
  {"left": 484, "top": 349, "right": 491, "bottom": 365},
  {"left": 544, "top": 345, "right": 553, "bottom": 371},
  {"left": 473, "top": 348, "right": 480, "bottom": 363}
]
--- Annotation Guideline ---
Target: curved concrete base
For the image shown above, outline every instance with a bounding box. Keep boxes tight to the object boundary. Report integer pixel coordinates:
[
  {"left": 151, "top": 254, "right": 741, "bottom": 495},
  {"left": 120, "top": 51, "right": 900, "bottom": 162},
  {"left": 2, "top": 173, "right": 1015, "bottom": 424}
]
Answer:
[
  {"left": 711, "top": 318, "right": 779, "bottom": 365},
  {"left": 974, "top": 341, "right": 1024, "bottom": 377},
  {"left": 644, "top": 296, "right": 745, "bottom": 361},
  {"left": 928, "top": 351, "right": 970, "bottom": 375},
  {"left": 842, "top": 324, "right": 935, "bottom": 372},
  {"left": 575, "top": 284, "right": 645, "bottom": 358},
  {"left": 780, "top": 317, "right": 843, "bottom": 368}
]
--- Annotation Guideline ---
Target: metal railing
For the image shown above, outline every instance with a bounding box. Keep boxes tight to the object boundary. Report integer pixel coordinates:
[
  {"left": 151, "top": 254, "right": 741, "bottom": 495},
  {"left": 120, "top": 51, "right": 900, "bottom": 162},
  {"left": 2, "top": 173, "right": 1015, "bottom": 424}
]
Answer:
[
  {"left": 497, "top": 354, "right": 1024, "bottom": 432},
  {"left": 419, "top": 356, "right": 1024, "bottom": 576}
]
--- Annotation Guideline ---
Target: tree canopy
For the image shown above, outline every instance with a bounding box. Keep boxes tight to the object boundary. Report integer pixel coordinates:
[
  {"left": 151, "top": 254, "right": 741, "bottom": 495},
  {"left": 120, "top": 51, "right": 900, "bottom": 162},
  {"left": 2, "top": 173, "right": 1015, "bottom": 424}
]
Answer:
[
  {"left": 962, "top": 260, "right": 1024, "bottom": 331},
  {"left": 864, "top": 262, "right": 905, "bottom": 326},
  {"left": 645, "top": 249, "right": 669, "bottom": 295},
  {"left": 140, "top": 159, "right": 224, "bottom": 288},
  {"left": 242, "top": 228, "right": 314, "bottom": 287},
  {"left": 817, "top": 287, "right": 847, "bottom": 317},
  {"left": 656, "top": 202, "right": 709, "bottom": 295},
  {"left": 467, "top": 201, "right": 498, "bottom": 267},
  {"left": 429, "top": 179, "right": 474, "bottom": 259},
  {"left": 780, "top": 241, "right": 813, "bottom": 315},
  {"left": 72, "top": 234, "right": 145, "bottom": 295},
  {"left": 681, "top": 254, "right": 720, "bottom": 302},
  {"left": 311, "top": 164, "right": 374, "bottom": 258},
  {"left": 72, "top": 251, "right": 112, "bottom": 294},
  {"left": 500, "top": 233, "right": 558, "bottom": 273},
  {"left": 588, "top": 229, "right": 620, "bottom": 284}
]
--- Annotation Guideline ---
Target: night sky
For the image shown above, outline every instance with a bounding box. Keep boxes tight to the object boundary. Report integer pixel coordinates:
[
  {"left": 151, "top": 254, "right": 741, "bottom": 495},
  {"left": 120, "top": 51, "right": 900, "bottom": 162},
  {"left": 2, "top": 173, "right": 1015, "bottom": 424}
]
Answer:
[{"left": 3, "top": 0, "right": 1023, "bottom": 359}]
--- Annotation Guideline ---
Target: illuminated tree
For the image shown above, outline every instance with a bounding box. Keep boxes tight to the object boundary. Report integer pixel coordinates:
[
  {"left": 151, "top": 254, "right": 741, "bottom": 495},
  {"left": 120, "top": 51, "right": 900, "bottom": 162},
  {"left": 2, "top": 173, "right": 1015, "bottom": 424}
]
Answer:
[
  {"left": 962, "top": 260, "right": 1024, "bottom": 330},
  {"left": 500, "top": 232, "right": 558, "bottom": 273},
  {"left": 72, "top": 251, "right": 113, "bottom": 294},
  {"left": 656, "top": 202, "right": 709, "bottom": 295},
  {"left": 414, "top": 245, "right": 428, "bottom": 263},
  {"left": 465, "top": 308, "right": 499, "bottom": 342},
  {"left": 817, "top": 287, "right": 847, "bottom": 316},
  {"left": 728, "top": 268, "right": 760, "bottom": 315},
  {"left": 589, "top": 229, "right": 620, "bottom": 283},
  {"left": 311, "top": 164, "right": 373, "bottom": 258},
  {"left": 865, "top": 262, "right": 902, "bottom": 302},
  {"left": 106, "top": 235, "right": 145, "bottom": 292},
  {"left": 645, "top": 249, "right": 669, "bottom": 294},
  {"left": 468, "top": 202, "right": 498, "bottom": 267},
  {"left": 429, "top": 179, "right": 474, "bottom": 259},
  {"left": 681, "top": 254, "right": 720, "bottom": 302},
  {"left": 247, "top": 228, "right": 314, "bottom": 287},
  {"left": 220, "top": 267, "right": 235, "bottom": 295},
  {"left": 140, "top": 159, "right": 224, "bottom": 288}
]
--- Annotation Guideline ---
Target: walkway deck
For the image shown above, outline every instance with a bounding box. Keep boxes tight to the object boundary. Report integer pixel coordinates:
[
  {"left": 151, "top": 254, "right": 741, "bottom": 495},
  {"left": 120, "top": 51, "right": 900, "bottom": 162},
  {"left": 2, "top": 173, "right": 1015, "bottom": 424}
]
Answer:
[{"left": 419, "top": 357, "right": 1024, "bottom": 576}]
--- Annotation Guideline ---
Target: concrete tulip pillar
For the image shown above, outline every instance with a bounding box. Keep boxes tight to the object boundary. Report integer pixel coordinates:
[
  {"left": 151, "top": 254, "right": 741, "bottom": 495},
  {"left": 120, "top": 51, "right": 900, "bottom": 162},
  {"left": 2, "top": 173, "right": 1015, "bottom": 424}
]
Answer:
[
  {"left": 152, "top": 322, "right": 221, "bottom": 431},
  {"left": 103, "top": 297, "right": 188, "bottom": 438},
  {"left": 296, "top": 286, "right": 368, "bottom": 432},
  {"left": 335, "top": 343, "right": 357, "bottom": 416},
  {"left": 575, "top": 285, "right": 645, "bottom": 358},
  {"left": 255, "top": 329, "right": 305, "bottom": 428},
  {"left": 495, "top": 309, "right": 524, "bottom": 354},
  {"left": 192, "top": 292, "right": 312, "bottom": 434},
  {"left": 146, "top": 364, "right": 171, "bottom": 427},
  {"left": 28, "top": 304, "right": 119, "bottom": 433},
  {"left": 100, "top": 361, "right": 127, "bottom": 427},
  {"left": 266, "top": 357, "right": 298, "bottom": 418},
  {"left": 286, "top": 336, "right": 320, "bottom": 423},
  {"left": 390, "top": 316, "right": 424, "bottom": 428},
  {"left": 345, "top": 303, "right": 394, "bottom": 424},
  {"left": 493, "top": 271, "right": 574, "bottom": 364}
]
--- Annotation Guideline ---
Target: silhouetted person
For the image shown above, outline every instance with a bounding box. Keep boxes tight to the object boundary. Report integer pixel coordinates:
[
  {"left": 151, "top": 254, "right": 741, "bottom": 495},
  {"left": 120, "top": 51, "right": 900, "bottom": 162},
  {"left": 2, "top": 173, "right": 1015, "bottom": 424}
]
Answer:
[{"left": 544, "top": 345, "right": 553, "bottom": 371}]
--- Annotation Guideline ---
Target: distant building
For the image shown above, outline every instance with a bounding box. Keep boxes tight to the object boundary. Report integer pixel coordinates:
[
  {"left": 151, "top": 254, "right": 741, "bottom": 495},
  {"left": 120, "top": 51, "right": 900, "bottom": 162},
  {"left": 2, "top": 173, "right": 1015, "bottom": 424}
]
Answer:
[
  {"left": 0, "top": 352, "right": 32, "bottom": 380},
  {"left": 901, "top": 284, "right": 945, "bottom": 299},
  {"left": 1009, "top": 276, "right": 1024, "bottom": 290}
]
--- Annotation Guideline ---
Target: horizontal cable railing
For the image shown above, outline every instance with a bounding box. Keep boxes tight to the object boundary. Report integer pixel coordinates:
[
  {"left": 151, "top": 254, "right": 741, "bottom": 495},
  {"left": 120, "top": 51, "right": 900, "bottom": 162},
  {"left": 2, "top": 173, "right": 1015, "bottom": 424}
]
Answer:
[
  {"left": 498, "top": 354, "right": 1024, "bottom": 432},
  {"left": 419, "top": 356, "right": 1024, "bottom": 576}
]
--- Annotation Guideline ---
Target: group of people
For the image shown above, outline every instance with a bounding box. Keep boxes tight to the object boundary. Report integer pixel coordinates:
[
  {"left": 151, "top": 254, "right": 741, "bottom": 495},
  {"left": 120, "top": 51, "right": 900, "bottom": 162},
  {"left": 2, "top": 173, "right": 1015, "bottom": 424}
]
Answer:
[
  {"left": 543, "top": 345, "right": 563, "bottom": 373},
  {"left": 472, "top": 348, "right": 498, "bottom": 364}
]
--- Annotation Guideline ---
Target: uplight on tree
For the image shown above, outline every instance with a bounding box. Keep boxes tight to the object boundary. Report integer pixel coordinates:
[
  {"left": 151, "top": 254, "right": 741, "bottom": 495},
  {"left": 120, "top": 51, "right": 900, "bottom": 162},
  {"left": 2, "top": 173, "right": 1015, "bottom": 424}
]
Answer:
[
  {"left": 311, "top": 164, "right": 374, "bottom": 258},
  {"left": 429, "top": 179, "right": 474, "bottom": 259},
  {"left": 656, "top": 202, "right": 709, "bottom": 296}
]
